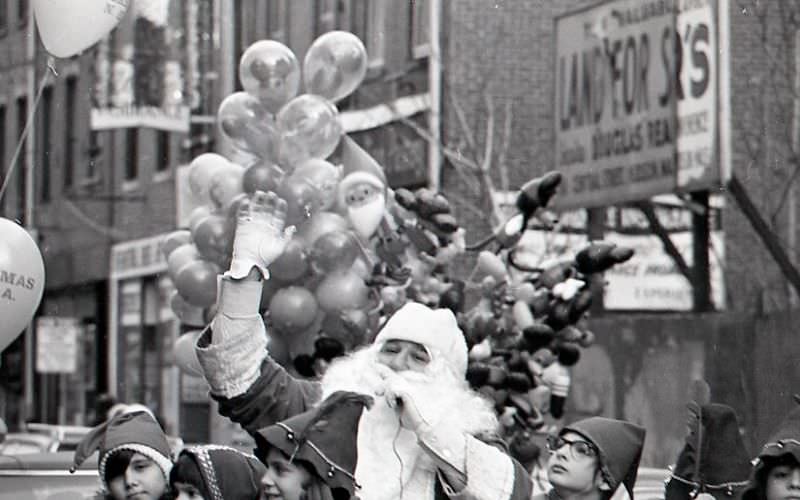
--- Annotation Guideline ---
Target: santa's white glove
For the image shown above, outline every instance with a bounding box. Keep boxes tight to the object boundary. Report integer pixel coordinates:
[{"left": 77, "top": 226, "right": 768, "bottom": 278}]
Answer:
[{"left": 226, "top": 191, "right": 295, "bottom": 280}]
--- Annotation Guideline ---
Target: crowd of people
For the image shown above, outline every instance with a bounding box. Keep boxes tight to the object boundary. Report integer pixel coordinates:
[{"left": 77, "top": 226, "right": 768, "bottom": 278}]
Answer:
[{"left": 71, "top": 193, "right": 800, "bottom": 500}]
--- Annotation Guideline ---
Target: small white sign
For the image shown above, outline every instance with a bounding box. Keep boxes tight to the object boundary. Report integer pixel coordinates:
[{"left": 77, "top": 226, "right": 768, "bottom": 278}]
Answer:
[{"left": 36, "top": 317, "right": 80, "bottom": 374}]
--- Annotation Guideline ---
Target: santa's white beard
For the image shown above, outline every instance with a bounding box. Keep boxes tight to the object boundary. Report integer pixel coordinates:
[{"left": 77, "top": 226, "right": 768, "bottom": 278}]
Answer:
[
  {"left": 347, "top": 195, "right": 385, "bottom": 240},
  {"left": 320, "top": 346, "right": 498, "bottom": 499}
]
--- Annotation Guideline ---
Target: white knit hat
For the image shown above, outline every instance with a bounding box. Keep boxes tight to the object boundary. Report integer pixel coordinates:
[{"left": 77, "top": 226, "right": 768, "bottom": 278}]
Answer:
[{"left": 374, "top": 302, "right": 468, "bottom": 377}]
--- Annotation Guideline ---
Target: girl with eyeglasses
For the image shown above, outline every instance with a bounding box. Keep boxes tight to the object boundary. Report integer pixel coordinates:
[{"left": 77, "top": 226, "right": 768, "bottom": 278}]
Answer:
[{"left": 541, "top": 417, "right": 645, "bottom": 500}]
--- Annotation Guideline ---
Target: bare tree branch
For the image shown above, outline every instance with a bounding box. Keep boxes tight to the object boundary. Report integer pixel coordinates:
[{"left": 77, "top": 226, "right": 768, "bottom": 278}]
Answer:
[
  {"left": 481, "top": 93, "right": 495, "bottom": 173},
  {"left": 449, "top": 92, "right": 479, "bottom": 159}
]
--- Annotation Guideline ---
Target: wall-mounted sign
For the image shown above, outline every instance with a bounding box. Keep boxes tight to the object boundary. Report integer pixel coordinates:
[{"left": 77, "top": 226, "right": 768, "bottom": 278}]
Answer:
[{"left": 36, "top": 317, "right": 81, "bottom": 374}]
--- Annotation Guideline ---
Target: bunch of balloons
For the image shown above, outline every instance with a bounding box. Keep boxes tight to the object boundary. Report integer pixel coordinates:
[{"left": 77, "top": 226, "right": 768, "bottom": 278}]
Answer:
[
  {"left": 165, "top": 31, "right": 413, "bottom": 375},
  {"left": 462, "top": 233, "right": 634, "bottom": 438}
]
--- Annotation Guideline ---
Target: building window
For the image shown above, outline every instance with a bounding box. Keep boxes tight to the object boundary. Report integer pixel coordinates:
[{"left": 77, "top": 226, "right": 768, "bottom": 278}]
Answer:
[
  {"left": 39, "top": 86, "right": 52, "bottom": 202},
  {"left": 87, "top": 131, "right": 100, "bottom": 181},
  {"left": 16, "top": 0, "right": 25, "bottom": 26},
  {"left": 411, "top": 0, "right": 430, "bottom": 59},
  {"left": 125, "top": 128, "right": 138, "bottom": 181},
  {"left": 0, "top": 0, "right": 8, "bottom": 34},
  {"left": 64, "top": 76, "right": 77, "bottom": 188},
  {"left": 156, "top": 131, "right": 170, "bottom": 172},
  {"left": 267, "top": 0, "right": 287, "bottom": 41},
  {"left": 233, "top": 0, "right": 244, "bottom": 91},
  {"left": 350, "top": 0, "right": 385, "bottom": 68},
  {"left": 15, "top": 96, "right": 26, "bottom": 220}
]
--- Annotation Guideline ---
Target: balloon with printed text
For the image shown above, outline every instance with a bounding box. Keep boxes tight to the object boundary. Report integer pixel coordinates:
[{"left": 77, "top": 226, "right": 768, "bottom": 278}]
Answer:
[
  {"left": 33, "top": 0, "right": 129, "bottom": 58},
  {"left": 0, "top": 218, "right": 45, "bottom": 352}
]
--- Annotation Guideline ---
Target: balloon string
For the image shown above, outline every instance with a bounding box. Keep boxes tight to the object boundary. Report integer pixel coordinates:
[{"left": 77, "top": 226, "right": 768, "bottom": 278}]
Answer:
[{"left": 0, "top": 58, "right": 56, "bottom": 202}]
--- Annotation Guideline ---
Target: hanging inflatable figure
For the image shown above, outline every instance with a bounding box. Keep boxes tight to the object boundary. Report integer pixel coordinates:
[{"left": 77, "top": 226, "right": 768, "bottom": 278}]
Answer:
[{"left": 466, "top": 171, "right": 562, "bottom": 261}]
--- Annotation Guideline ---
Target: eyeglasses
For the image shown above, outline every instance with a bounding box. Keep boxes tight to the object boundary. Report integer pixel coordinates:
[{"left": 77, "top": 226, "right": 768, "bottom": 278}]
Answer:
[{"left": 546, "top": 435, "right": 598, "bottom": 459}]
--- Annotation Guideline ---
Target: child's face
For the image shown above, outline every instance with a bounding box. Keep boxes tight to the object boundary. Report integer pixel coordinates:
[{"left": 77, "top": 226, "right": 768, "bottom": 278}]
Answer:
[
  {"left": 173, "top": 481, "right": 206, "bottom": 500},
  {"left": 107, "top": 452, "right": 168, "bottom": 500},
  {"left": 766, "top": 463, "right": 800, "bottom": 500},
  {"left": 260, "top": 448, "right": 312, "bottom": 500},
  {"left": 547, "top": 431, "right": 606, "bottom": 496}
]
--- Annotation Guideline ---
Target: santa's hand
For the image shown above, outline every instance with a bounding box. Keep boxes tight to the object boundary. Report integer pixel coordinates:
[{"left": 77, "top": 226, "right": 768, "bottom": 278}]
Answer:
[
  {"left": 383, "top": 373, "right": 428, "bottom": 432},
  {"left": 227, "top": 191, "right": 295, "bottom": 280}
]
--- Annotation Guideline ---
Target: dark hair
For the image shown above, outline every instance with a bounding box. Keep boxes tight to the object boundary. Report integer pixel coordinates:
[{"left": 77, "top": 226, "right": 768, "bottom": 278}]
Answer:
[
  {"left": 105, "top": 449, "right": 136, "bottom": 484},
  {"left": 169, "top": 454, "right": 208, "bottom": 498}
]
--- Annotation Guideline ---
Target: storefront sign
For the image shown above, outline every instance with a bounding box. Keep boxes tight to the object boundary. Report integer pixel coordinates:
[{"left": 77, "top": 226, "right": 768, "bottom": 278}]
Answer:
[
  {"left": 553, "top": 0, "right": 719, "bottom": 209},
  {"left": 111, "top": 234, "right": 169, "bottom": 280},
  {"left": 36, "top": 317, "right": 81, "bottom": 374}
]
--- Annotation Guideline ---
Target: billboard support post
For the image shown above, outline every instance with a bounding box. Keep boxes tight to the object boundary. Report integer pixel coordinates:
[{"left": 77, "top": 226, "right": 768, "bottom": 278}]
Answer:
[{"left": 691, "top": 191, "right": 713, "bottom": 311}]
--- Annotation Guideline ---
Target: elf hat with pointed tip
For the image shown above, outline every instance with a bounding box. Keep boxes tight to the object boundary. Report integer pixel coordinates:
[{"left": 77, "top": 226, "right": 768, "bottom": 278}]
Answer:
[
  {"left": 742, "top": 395, "right": 800, "bottom": 500},
  {"left": 71, "top": 410, "right": 172, "bottom": 491},
  {"left": 254, "top": 391, "right": 373, "bottom": 500},
  {"left": 665, "top": 403, "right": 752, "bottom": 500}
]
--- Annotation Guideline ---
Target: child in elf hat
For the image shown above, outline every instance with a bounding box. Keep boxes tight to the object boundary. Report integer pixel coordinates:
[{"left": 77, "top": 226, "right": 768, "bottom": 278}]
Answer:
[
  {"left": 71, "top": 410, "right": 174, "bottom": 500},
  {"left": 253, "top": 391, "right": 372, "bottom": 500},
  {"left": 169, "top": 445, "right": 267, "bottom": 500},
  {"left": 542, "top": 416, "right": 645, "bottom": 500},
  {"left": 742, "top": 397, "right": 800, "bottom": 500},
  {"left": 664, "top": 403, "right": 751, "bottom": 500}
]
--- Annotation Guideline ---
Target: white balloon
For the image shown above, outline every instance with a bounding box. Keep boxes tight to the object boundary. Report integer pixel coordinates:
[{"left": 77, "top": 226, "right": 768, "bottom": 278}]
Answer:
[
  {"left": 33, "top": 0, "right": 130, "bottom": 59},
  {"left": 0, "top": 218, "right": 45, "bottom": 352},
  {"left": 173, "top": 330, "right": 204, "bottom": 377}
]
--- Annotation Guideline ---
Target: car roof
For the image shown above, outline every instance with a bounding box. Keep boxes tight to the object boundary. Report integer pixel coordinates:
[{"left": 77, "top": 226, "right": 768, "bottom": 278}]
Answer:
[{"left": 0, "top": 451, "right": 97, "bottom": 471}]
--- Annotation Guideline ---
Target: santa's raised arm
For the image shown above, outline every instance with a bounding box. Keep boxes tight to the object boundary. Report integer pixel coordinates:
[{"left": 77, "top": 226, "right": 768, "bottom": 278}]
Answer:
[{"left": 196, "top": 190, "right": 532, "bottom": 500}]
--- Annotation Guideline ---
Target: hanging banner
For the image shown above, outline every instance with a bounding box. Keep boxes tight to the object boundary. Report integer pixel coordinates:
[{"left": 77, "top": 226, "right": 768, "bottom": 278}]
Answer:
[
  {"left": 91, "top": 0, "right": 202, "bottom": 132},
  {"left": 553, "top": 0, "right": 718, "bottom": 209}
]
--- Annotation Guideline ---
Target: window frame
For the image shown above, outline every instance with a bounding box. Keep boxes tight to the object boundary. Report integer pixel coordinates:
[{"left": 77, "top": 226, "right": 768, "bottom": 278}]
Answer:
[
  {"left": 411, "top": 0, "right": 431, "bottom": 59},
  {"left": 39, "top": 86, "right": 52, "bottom": 203}
]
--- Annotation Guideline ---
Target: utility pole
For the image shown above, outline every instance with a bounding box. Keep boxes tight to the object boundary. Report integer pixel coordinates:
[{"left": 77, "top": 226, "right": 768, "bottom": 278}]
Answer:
[{"left": 23, "top": 2, "right": 37, "bottom": 425}]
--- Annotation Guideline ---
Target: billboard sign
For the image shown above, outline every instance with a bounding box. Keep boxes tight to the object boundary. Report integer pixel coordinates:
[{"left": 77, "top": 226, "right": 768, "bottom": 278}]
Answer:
[{"left": 553, "top": 0, "right": 718, "bottom": 209}]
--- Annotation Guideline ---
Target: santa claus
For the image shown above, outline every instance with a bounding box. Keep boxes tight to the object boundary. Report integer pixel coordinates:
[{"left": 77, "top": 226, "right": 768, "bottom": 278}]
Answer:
[
  {"left": 336, "top": 136, "right": 388, "bottom": 241},
  {"left": 197, "top": 190, "right": 532, "bottom": 499}
]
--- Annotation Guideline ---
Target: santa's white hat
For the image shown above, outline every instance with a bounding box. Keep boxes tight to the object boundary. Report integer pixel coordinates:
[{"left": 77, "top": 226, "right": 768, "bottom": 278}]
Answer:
[
  {"left": 374, "top": 302, "right": 468, "bottom": 377},
  {"left": 337, "top": 136, "right": 387, "bottom": 210}
]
